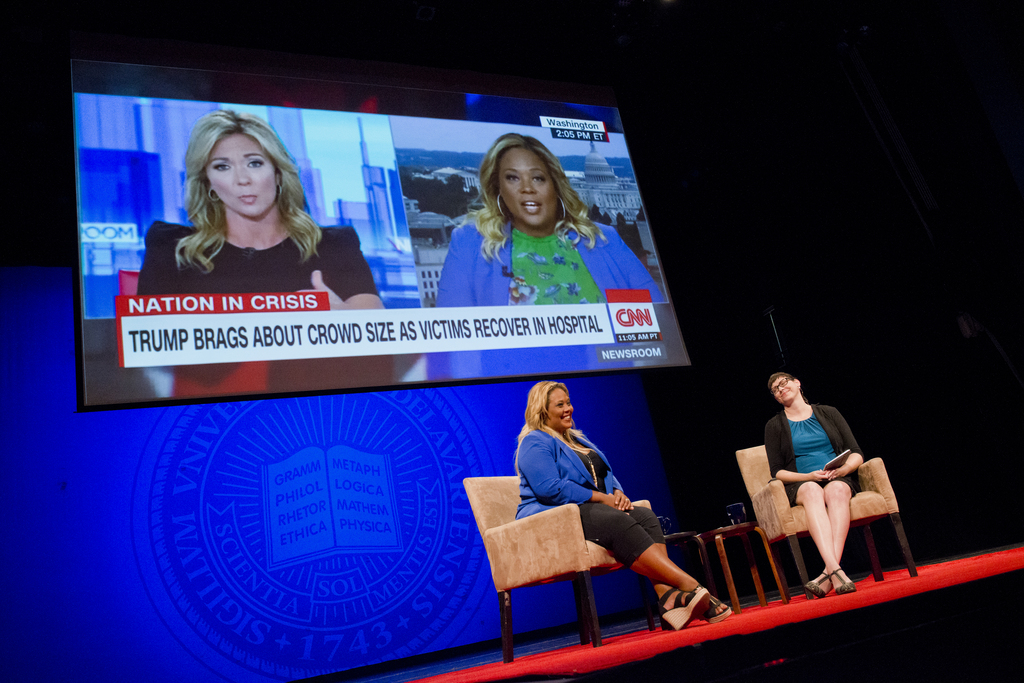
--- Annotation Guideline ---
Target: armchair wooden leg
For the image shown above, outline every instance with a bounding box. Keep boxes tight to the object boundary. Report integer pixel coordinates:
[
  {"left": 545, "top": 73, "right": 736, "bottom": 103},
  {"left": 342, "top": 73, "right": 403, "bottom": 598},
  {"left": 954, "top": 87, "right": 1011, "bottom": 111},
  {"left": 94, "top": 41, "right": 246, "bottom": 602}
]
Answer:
[
  {"left": 572, "top": 576, "right": 590, "bottom": 645},
  {"left": 890, "top": 512, "right": 918, "bottom": 577},
  {"left": 638, "top": 575, "right": 656, "bottom": 631},
  {"left": 786, "top": 535, "right": 812, "bottom": 599},
  {"left": 863, "top": 523, "right": 884, "bottom": 582},
  {"left": 769, "top": 541, "right": 793, "bottom": 602},
  {"left": 756, "top": 528, "right": 789, "bottom": 604},
  {"left": 499, "top": 590, "right": 513, "bottom": 663},
  {"left": 574, "top": 571, "right": 602, "bottom": 648}
]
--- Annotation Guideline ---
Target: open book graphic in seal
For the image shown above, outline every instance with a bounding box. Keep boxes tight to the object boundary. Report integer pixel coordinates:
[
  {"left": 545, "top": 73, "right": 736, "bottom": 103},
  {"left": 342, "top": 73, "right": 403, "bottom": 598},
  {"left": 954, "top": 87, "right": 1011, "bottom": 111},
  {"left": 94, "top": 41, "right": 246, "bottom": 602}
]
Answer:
[{"left": 264, "top": 444, "right": 402, "bottom": 568}]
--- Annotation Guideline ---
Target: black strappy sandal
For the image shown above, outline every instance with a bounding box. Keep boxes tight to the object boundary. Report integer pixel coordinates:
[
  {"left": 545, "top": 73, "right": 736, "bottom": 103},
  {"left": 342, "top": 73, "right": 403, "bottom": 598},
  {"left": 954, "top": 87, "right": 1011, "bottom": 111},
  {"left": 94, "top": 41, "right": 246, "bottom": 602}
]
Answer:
[
  {"left": 805, "top": 571, "right": 833, "bottom": 599},
  {"left": 831, "top": 569, "right": 857, "bottom": 595},
  {"left": 702, "top": 594, "right": 733, "bottom": 623},
  {"left": 658, "top": 586, "right": 710, "bottom": 631}
]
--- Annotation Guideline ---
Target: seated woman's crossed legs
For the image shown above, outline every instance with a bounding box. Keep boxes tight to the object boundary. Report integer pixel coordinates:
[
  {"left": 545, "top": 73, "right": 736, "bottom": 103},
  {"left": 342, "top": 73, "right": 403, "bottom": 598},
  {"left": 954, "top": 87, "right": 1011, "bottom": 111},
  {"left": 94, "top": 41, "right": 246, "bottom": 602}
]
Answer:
[{"left": 578, "top": 504, "right": 730, "bottom": 627}]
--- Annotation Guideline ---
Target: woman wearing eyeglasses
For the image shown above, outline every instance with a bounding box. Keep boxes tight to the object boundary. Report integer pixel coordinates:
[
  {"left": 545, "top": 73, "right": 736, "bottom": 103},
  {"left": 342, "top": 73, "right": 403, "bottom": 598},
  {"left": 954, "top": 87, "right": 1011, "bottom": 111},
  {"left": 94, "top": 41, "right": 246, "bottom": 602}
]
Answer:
[{"left": 765, "top": 372, "right": 864, "bottom": 597}]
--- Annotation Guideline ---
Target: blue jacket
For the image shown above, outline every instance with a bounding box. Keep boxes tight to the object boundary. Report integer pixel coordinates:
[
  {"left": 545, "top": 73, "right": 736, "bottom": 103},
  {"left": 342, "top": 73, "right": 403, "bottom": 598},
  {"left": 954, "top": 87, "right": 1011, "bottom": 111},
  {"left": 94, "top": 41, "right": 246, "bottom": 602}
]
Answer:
[
  {"left": 516, "top": 430, "right": 624, "bottom": 519},
  {"left": 436, "top": 223, "right": 665, "bottom": 307}
]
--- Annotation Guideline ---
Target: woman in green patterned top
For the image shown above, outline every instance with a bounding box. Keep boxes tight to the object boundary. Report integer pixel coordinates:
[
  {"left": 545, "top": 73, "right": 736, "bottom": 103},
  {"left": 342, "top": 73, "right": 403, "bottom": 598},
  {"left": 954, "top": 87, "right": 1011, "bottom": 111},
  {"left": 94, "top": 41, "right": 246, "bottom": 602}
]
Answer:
[{"left": 436, "top": 133, "right": 663, "bottom": 307}]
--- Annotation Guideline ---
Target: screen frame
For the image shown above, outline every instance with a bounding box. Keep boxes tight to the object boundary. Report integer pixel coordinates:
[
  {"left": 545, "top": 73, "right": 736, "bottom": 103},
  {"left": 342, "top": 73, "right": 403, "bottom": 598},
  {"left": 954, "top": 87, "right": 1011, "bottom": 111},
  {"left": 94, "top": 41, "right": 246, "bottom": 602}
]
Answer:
[{"left": 70, "top": 32, "right": 688, "bottom": 411}]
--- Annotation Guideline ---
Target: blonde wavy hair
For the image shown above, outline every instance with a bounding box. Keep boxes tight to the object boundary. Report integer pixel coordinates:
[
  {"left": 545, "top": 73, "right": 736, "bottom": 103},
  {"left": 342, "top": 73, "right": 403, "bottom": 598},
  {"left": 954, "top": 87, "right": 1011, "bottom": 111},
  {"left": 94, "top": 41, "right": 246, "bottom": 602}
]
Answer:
[
  {"left": 514, "top": 381, "right": 588, "bottom": 471},
  {"left": 469, "top": 133, "right": 605, "bottom": 261},
  {"left": 176, "top": 109, "right": 321, "bottom": 273}
]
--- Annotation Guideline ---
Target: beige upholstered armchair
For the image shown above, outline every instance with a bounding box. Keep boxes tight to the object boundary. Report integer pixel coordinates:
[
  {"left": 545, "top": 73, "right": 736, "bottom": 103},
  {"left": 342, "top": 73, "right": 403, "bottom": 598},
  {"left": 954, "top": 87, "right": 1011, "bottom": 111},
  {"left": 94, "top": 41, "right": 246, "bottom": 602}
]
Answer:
[
  {"left": 735, "top": 446, "right": 917, "bottom": 599},
  {"left": 464, "top": 476, "right": 654, "bottom": 663}
]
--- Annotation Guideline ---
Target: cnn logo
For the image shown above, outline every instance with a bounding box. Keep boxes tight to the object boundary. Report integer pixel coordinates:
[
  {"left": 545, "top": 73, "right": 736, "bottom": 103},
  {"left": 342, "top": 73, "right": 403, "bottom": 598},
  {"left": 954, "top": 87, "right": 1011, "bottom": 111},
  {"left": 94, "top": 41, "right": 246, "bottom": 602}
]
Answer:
[{"left": 614, "top": 308, "right": 653, "bottom": 327}]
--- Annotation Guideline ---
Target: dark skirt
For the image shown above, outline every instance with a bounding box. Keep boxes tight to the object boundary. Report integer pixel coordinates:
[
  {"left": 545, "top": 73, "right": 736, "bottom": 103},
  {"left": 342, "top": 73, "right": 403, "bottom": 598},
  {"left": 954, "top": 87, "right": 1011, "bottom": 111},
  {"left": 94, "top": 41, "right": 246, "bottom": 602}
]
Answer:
[{"left": 784, "top": 474, "right": 860, "bottom": 507}]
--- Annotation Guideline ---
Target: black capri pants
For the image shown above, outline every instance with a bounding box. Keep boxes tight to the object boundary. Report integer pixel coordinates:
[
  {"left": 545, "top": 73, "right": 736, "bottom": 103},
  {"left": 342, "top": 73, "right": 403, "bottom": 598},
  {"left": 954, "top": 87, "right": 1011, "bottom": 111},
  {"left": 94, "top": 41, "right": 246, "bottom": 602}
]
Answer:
[{"left": 578, "top": 503, "right": 664, "bottom": 568}]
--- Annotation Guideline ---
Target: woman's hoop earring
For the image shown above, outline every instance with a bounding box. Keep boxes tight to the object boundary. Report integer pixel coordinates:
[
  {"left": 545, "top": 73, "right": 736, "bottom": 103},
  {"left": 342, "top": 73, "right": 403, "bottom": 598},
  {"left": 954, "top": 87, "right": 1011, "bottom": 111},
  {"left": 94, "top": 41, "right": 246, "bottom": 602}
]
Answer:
[
  {"left": 558, "top": 197, "right": 567, "bottom": 220},
  {"left": 208, "top": 187, "right": 220, "bottom": 202},
  {"left": 497, "top": 195, "right": 508, "bottom": 219}
]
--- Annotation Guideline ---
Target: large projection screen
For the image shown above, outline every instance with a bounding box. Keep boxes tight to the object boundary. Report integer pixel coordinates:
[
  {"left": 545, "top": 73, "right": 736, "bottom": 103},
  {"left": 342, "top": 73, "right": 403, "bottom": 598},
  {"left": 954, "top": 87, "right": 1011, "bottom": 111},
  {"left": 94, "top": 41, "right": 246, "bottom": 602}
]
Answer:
[{"left": 73, "top": 43, "right": 689, "bottom": 407}]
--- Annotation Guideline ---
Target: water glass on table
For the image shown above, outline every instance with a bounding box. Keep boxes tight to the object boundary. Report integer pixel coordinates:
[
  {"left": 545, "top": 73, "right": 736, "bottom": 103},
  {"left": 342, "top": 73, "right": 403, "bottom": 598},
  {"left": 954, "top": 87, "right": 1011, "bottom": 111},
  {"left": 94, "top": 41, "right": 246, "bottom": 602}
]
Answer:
[{"left": 726, "top": 503, "right": 746, "bottom": 526}]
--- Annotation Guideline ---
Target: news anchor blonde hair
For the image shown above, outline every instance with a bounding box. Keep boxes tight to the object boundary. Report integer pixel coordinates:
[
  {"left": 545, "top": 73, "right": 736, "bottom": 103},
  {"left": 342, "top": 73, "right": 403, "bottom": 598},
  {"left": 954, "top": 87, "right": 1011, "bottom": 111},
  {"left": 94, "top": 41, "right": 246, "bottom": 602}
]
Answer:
[
  {"left": 470, "top": 133, "right": 605, "bottom": 261},
  {"left": 177, "top": 109, "right": 321, "bottom": 273},
  {"left": 514, "top": 380, "right": 589, "bottom": 471}
]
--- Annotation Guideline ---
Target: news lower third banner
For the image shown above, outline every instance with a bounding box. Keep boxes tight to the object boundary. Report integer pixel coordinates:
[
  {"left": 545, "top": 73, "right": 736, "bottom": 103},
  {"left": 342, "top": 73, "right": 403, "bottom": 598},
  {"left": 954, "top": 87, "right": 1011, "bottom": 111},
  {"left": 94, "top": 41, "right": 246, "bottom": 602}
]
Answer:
[{"left": 114, "top": 291, "right": 664, "bottom": 368}]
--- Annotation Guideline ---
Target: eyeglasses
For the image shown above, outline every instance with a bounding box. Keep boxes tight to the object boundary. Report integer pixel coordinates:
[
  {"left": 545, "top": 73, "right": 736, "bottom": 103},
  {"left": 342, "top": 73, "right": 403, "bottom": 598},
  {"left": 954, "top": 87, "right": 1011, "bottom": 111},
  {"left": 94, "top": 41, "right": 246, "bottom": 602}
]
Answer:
[{"left": 770, "top": 378, "right": 791, "bottom": 396}]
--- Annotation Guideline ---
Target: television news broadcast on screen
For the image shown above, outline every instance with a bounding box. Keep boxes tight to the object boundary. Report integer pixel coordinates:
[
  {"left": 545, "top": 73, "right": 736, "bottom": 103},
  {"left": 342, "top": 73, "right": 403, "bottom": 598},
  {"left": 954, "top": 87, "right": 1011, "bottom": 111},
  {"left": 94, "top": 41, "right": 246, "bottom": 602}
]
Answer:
[{"left": 73, "top": 49, "right": 689, "bottom": 407}]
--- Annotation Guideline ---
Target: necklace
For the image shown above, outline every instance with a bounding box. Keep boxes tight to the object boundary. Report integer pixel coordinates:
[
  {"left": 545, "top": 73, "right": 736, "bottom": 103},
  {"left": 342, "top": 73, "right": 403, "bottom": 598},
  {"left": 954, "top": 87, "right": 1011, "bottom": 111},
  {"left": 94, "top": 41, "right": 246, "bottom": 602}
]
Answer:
[
  {"left": 583, "top": 453, "right": 598, "bottom": 488},
  {"left": 566, "top": 434, "right": 599, "bottom": 487}
]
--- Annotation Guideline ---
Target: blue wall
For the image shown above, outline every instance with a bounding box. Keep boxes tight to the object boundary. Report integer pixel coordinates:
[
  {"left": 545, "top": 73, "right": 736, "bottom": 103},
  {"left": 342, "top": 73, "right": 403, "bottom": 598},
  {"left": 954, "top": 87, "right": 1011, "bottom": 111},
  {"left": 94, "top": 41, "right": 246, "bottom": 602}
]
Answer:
[{"left": 0, "top": 267, "right": 673, "bottom": 682}]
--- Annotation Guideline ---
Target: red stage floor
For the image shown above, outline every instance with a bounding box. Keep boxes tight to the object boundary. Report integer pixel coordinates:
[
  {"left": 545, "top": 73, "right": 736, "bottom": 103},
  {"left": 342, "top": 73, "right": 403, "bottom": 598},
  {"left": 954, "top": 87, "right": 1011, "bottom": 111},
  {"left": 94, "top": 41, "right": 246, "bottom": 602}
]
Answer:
[{"left": 403, "top": 547, "right": 1024, "bottom": 683}]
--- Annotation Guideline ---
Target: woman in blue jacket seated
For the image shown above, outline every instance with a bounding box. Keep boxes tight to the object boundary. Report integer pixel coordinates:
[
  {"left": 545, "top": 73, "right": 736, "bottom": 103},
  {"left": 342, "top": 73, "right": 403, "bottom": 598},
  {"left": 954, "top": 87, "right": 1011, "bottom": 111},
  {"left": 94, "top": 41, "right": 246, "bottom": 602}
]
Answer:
[
  {"left": 515, "top": 381, "right": 731, "bottom": 630},
  {"left": 436, "top": 133, "right": 663, "bottom": 307}
]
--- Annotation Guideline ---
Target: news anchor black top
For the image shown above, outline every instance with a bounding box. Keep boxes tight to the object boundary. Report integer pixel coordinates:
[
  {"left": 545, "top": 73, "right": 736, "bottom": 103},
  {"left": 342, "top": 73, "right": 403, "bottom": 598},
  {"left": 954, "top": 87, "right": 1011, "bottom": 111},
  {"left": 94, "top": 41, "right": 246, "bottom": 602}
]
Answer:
[{"left": 137, "top": 222, "right": 378, "bottom": 298}]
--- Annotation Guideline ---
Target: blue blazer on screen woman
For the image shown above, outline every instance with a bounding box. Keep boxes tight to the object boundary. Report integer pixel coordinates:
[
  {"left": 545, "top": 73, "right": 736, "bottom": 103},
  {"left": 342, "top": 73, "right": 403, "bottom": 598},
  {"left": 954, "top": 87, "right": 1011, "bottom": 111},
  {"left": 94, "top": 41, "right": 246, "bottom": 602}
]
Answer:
[
  {"left": 437, "top": 224, "right": 664, "bottom": 307},
  {"left": 515, "top": 430, "right": 623, "bottom": 520}
]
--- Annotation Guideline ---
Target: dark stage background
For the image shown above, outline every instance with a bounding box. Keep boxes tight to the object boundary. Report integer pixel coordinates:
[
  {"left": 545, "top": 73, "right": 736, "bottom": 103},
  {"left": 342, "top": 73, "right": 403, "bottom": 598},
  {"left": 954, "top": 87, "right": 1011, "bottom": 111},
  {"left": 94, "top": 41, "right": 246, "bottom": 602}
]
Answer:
[{"left": 3, "top": 1, "right": 1023, "bottom": 681}]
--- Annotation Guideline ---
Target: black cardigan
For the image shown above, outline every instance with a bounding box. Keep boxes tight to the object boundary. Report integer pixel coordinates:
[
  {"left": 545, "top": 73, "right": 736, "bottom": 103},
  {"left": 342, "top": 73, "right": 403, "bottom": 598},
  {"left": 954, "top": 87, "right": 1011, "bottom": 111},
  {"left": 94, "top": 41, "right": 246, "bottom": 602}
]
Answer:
[{"left": 764, "top": 404, "right": 863, "bottom": 479}]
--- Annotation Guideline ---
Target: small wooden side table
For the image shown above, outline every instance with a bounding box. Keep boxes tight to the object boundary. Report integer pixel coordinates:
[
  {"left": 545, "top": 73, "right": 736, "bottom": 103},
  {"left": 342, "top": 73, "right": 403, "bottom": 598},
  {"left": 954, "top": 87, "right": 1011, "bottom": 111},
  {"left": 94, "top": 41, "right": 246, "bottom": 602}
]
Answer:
[
  {"left": 663, "top": 530, "right": 718, "bottom": 598},
  {"left": 698, "top": 522, "right": 790, "bottom": 614}
]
